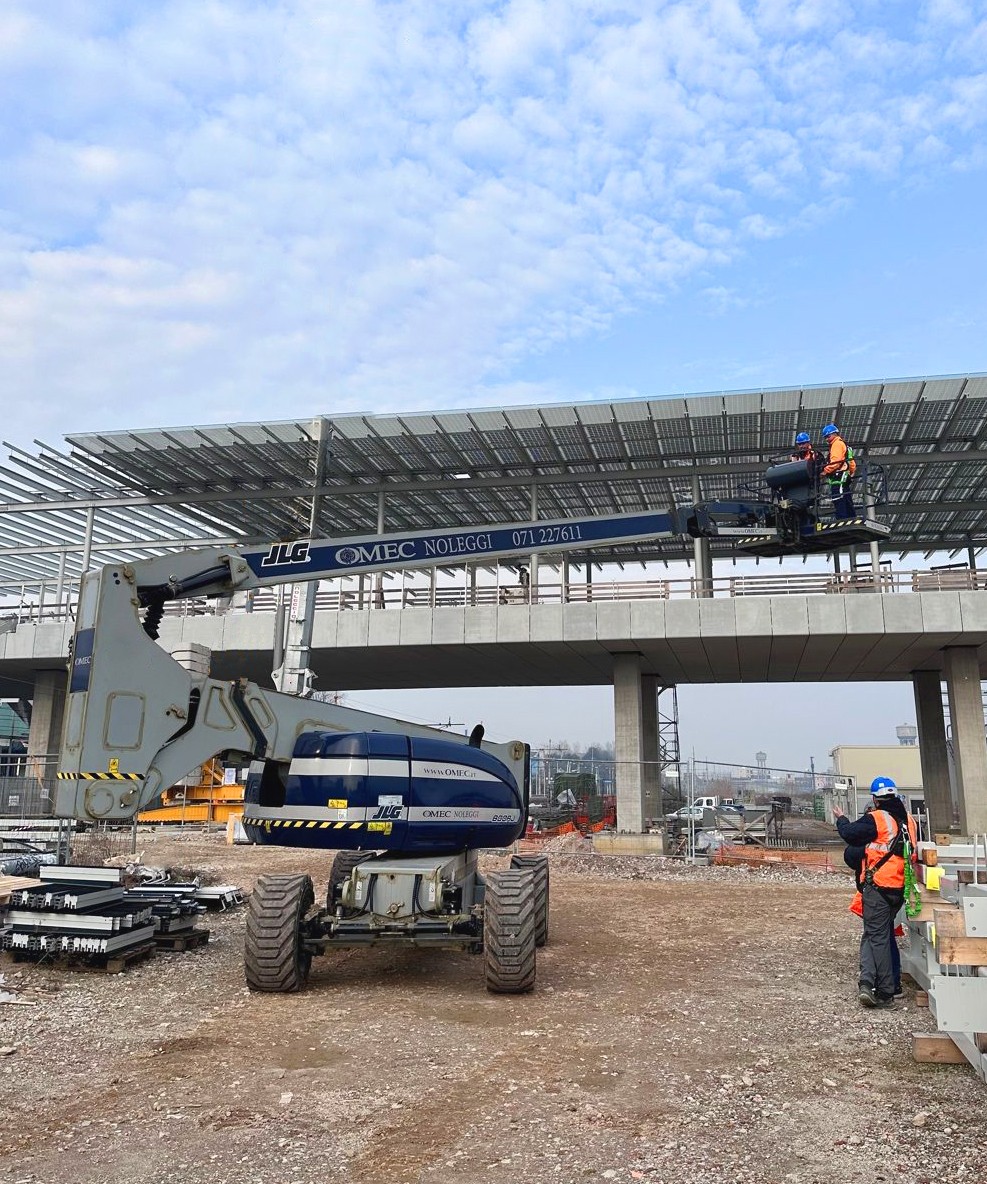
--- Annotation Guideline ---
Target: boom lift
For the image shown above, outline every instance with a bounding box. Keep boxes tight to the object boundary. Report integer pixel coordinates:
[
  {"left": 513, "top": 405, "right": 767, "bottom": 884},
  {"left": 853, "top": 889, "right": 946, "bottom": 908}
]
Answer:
[
  {"left": 53, "top": 461, "right": 888, "bottom": 994},
  {"left": 683, "top": 458, "right": 890, "bottom": 557}
]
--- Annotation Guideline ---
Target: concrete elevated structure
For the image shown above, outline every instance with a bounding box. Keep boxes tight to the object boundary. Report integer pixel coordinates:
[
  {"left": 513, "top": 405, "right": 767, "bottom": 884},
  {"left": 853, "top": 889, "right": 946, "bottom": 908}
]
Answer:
[{"left": 4, "top": 587, "right": 987, "bottom": 835}]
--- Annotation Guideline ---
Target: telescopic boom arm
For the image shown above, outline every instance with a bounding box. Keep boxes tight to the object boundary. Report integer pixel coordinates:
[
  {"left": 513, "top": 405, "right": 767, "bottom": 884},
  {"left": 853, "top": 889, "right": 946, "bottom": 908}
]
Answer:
[{"left": 57, "top": 507, "right": 723, "bottom": 822}]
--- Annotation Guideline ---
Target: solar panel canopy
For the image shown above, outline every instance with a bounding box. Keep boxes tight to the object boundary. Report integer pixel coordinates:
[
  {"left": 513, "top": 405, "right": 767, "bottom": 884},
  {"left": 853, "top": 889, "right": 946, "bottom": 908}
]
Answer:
[{"left": 3, "top": 373, "right": 987, "bottom": 587}]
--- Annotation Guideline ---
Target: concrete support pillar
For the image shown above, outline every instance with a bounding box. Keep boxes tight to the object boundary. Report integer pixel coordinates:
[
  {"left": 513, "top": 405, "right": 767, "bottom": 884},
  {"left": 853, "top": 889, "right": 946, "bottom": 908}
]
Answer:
[
  {"left": 691, "top": 475, "right": 713, "bottom": 597},
  {"left": 613, "top": 653, "right": 645, "bottom": 833},
  {"left": 912, "top": 670, "right": 954, "bottom": 833},
  {"left": 27, "top": 670, "right": 66, "bottom": 782},
  {"left": 641, "top": 674, "right": 661, "bottom": 826},
  {"left": 943, "top": 647, "right": 987, "bottom": 836}
]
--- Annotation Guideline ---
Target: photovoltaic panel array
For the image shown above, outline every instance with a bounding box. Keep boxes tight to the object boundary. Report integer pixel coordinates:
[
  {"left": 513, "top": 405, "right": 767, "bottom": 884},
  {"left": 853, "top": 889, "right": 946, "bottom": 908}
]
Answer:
[{"left": 2, "top": 374, "right": 987, "bottom": 587}]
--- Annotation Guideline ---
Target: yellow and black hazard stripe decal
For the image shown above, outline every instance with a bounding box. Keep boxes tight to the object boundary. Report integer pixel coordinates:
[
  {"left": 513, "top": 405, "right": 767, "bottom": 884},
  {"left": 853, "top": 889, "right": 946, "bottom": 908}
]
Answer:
[
  {"left": 241, "top": 817, "right": 392, "bottom": 835},
  {"left": 56, "top": 772, "right": 144, "bottom": 781},
  {"left": 813, "top": 519, "right": 867, "bottom": 532}
]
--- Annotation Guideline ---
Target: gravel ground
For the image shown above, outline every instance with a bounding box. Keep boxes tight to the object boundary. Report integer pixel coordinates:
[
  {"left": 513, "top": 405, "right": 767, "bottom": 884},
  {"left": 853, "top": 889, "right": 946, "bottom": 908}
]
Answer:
[{"left": 1, "top": 833, "right": 985, "bottom": 1184}]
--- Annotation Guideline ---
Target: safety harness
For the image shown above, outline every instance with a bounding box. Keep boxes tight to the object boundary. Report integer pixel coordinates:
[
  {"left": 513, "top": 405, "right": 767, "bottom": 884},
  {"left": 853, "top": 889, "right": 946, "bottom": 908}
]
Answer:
[
  {"left": 863, "top": 814, "right": 922, "bottom": 918},
  {"left": 863, "top": 819, "right": 903, "bottom": 885}
]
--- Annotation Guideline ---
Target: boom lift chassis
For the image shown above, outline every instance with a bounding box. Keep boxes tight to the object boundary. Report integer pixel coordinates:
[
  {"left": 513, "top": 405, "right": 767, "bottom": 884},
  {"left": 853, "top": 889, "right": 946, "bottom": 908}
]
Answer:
[{"left": 245, "top": 851, "right": 550, "bottom": 994}]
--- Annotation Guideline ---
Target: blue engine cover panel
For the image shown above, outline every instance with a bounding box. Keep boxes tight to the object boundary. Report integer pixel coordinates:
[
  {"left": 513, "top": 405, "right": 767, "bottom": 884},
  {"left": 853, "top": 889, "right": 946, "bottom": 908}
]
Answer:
[{"left": 242, "top": 731, "right": 525, "bottom": 854}]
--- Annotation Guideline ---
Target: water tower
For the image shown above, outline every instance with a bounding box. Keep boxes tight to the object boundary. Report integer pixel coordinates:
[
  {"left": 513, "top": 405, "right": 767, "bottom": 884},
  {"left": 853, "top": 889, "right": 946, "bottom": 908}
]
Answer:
[{"left": 896, "top": 724, "right": 918, "bottom": 747}]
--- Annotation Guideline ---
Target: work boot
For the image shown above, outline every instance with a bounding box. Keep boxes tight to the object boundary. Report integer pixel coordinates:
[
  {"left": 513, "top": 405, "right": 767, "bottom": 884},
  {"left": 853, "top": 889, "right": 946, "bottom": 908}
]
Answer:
[
  {"left": 857, "top": 985, "right": 878, "bottom": 1008},
  {"left": 893, "top": 984, "right": 903, "bottom": 998},
  {"left": 875, "top": 995, "right": 895, "bottom": 1009}
]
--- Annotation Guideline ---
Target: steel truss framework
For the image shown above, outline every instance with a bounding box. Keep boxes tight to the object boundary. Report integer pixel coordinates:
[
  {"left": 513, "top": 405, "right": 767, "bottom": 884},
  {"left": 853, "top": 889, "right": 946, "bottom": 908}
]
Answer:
[{"left": 3, "top": 373, "right": 987, "bottom": 590}]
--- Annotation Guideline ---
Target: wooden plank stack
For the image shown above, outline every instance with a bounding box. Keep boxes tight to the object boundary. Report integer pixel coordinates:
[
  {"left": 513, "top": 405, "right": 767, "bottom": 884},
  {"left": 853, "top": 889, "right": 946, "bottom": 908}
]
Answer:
[{"left": 0, "top": 876, "right": 42, "bottom": 908}]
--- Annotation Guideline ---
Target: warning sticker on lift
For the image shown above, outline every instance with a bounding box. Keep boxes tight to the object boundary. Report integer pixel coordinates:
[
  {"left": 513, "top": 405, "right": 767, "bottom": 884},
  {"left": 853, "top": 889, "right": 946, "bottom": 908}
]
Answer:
[{"left": 367, "top": 821, "right": 393, "bottom": 834}]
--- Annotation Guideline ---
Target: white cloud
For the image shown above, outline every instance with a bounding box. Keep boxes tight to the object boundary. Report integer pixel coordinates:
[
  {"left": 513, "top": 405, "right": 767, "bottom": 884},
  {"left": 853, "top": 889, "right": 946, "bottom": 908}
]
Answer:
[{"left": 0, "top": 1, "right": 986, "bottom": 442}]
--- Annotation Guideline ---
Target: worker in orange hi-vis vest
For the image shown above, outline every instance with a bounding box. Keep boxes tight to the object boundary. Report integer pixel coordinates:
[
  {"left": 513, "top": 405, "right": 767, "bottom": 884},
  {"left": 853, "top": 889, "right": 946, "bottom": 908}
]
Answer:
[
  {"left": 820, "top": 423, "right": 857, "bottom": 520},
  {"left": 833, "top": 777, "right": 917, "bottom": 1009}
]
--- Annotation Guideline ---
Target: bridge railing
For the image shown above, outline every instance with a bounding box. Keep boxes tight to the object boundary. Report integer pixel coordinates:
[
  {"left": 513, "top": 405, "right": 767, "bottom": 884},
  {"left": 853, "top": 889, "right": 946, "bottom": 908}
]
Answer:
[{"left": 1, "top": 566, "right": 982, "bottom": 626}]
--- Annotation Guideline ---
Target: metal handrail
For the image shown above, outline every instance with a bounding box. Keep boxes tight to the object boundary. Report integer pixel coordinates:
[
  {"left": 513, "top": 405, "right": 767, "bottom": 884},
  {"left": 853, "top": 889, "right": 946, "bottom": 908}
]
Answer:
[{"left": 2, "top": 566, "right": 983, "bottom": 626}]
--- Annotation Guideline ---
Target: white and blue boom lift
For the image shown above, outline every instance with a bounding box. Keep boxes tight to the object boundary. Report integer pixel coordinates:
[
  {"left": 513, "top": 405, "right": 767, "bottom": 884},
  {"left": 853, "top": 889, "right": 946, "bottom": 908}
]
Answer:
[{"left": 54, "top": 457, "right": 888, "bottom": 993}]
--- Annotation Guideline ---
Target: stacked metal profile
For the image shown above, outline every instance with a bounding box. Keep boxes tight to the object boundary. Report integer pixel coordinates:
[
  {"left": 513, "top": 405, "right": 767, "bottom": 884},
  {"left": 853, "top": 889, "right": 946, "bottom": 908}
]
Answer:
[
  {"left": 0, "top": 867, "right": 230, "bottom": 959},
  {"left": 124, "top": 882, "right": 205, "bottom": 935},
  {"left": 902, "top": 836, "right": 987, "bottom": 1084},
  {"left": 0, "top": 866, "right": 156, "bottom": 957}
]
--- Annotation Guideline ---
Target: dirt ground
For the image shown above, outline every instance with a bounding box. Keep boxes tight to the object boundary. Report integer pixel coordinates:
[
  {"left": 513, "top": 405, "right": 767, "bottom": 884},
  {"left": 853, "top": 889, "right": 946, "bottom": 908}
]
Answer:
[{"left": 1, "top": 835, "right": 985, "bottom": 1184}]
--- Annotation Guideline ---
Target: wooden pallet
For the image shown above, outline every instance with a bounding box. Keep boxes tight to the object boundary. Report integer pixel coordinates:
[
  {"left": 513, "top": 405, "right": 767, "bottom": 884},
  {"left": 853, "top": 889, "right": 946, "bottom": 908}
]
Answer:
[
  {"left": 105, "top": 941, "right": 157, "bottom": 974},
  {"left": 2, "top": 940, "right": 157, "bottom": 975},
  {"left": 153, "top": 927, "right": 210, "bottom": 953}
]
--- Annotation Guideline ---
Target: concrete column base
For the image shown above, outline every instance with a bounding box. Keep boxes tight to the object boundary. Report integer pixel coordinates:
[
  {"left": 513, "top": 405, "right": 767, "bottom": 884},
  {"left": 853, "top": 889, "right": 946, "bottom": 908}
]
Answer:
[
  {"left": 613, "top": 653, "right": 645, "bottom": 833},
  {"left": 593, "top": 832, "right": 664, "bottom": 856}
]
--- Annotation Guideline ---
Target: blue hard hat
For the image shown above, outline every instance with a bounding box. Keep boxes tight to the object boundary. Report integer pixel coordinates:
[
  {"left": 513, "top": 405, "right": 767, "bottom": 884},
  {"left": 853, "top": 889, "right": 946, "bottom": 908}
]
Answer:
[
  {"left": 822, "top": 423, "right": 838, "bottom": 437},
  {"left": 870, "top": 776, "right": 897, "bottom": 796},
  {"left": 795, "top": 432, "right": 810, "bottom": 445}
]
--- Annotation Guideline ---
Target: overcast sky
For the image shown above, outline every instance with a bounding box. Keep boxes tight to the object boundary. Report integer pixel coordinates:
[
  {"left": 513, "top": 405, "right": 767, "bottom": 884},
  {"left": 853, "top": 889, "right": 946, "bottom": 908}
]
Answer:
[{"left": 2, "top": 2, "right": 986, "bottom": 765}]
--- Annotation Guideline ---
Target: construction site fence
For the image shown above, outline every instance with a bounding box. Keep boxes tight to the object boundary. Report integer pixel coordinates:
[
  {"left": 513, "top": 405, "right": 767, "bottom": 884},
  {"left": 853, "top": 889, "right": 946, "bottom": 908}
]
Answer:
[
  {"left": 0, "top": 751, "right": 137, "bottom": 865},
  {"left": 682, "top": 759, "right": 842, "bottom": 801},
  {"left": 530, "top": 755, "right": 839, "bottom": 816},
  {"left": 67, "top": 821, "right": 138, "bottom": 866},
  {"left": 0, "top": 751, "right": 59, "bottom": 819}
]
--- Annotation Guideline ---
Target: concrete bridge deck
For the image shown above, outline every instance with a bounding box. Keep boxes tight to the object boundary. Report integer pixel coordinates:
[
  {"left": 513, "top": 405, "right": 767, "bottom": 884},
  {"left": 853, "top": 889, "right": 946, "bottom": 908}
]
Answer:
[
  {"left": 4, "top": 582, "right": 987, "bottom": 835},
  {"left": 3, "top": 589, "right": 987, "bottom": 693}
]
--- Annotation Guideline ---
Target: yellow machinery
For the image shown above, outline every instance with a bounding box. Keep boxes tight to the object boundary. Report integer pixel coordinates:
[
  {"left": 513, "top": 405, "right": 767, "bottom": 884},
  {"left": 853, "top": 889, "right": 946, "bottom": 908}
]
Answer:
[{"left": 137, "top": 760, "right": 245, "bottom": 824}]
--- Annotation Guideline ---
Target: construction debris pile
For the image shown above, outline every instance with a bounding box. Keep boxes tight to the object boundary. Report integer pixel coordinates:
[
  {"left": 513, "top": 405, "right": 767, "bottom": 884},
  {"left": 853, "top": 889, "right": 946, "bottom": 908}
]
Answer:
[{"left": 0, "top": 864, "right": 243, "bottom": 970}]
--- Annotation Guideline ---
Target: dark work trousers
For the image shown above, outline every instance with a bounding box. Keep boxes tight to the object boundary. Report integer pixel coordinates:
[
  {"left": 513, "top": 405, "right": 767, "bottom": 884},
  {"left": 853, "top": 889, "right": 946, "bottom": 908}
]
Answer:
[
  {"left": 860, "top": 882, "right": 904, "bottom": 999},
  {"left": 829, "top": 478, "right": 855, "bottom": 520}
]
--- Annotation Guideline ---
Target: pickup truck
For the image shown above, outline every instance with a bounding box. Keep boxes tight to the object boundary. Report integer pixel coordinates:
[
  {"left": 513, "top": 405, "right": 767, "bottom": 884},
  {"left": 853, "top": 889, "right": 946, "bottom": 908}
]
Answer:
[{"left": 666, "top": 798, "right": 744, "bottom": 821}]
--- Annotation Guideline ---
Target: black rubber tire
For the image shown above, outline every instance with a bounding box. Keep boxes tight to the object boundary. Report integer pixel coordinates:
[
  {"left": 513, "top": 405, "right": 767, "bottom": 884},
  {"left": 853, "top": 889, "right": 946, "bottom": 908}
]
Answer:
[
  {"left": 244, "top": 873, "right": 315, "bottom": 993},
  {"left": 484, "top": 869, "right": 537, "bottom": 994},
  {"left": 327, "top": 851, "right": 372, "bottom": 909},
  {"left": 510, "top": 854, "right": 549, "bottom": 947}
]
